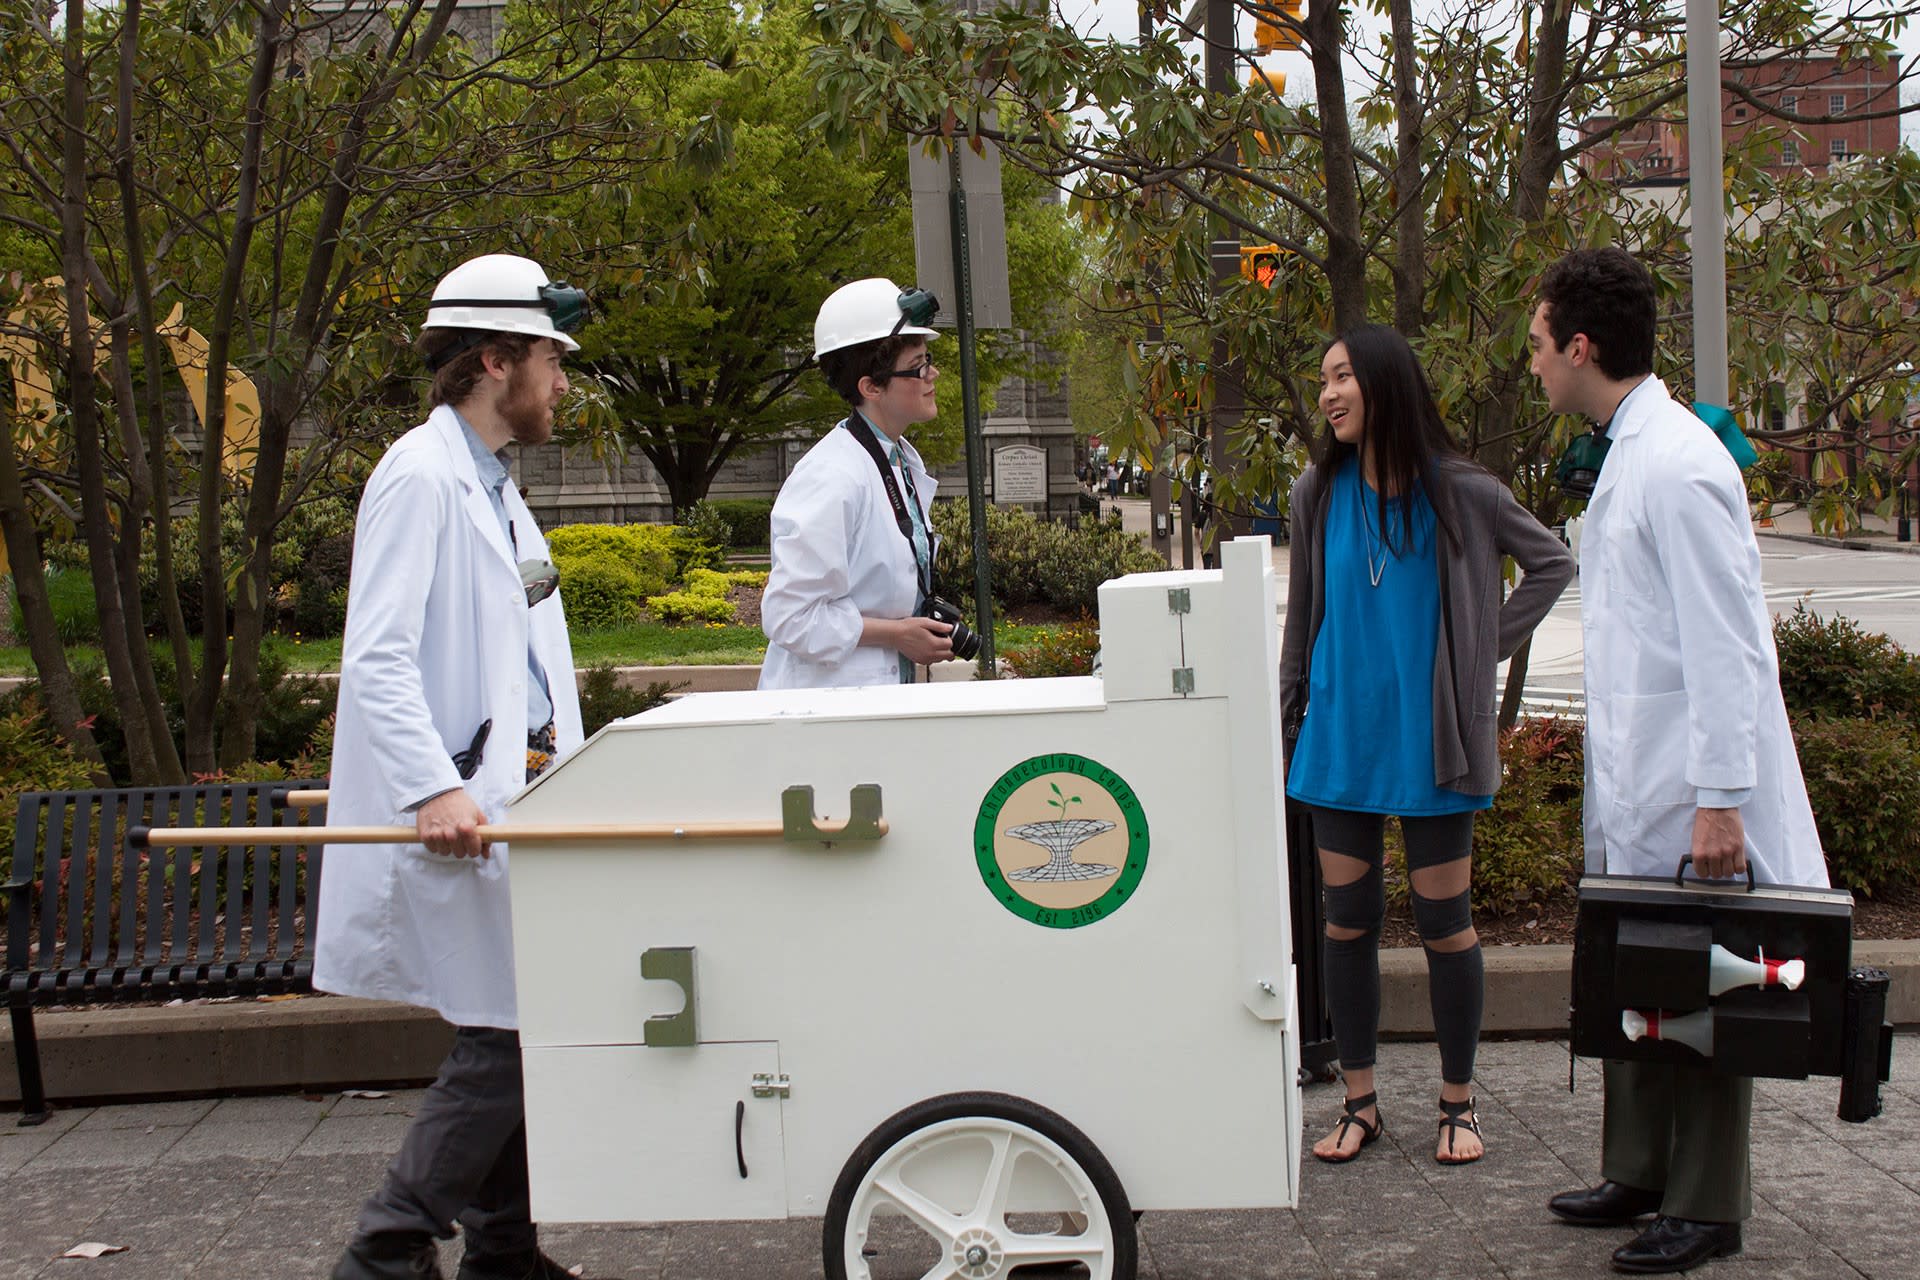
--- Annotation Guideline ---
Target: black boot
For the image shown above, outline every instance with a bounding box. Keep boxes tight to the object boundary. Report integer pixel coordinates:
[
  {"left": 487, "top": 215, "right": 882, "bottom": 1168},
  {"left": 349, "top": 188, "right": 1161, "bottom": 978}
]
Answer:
[
  {"left": 457, "top": 1248, "right": 604, "bottom": 1280},
  {"left": 1548, "top": 1180, "right": 1664, "bottom": 1227},
  {"left": 1611, "top": 1216, "right": 1742, "bottom": 1274},
  {"left": 331, "top": 1233, "right": 444, "bottom": 1280}
]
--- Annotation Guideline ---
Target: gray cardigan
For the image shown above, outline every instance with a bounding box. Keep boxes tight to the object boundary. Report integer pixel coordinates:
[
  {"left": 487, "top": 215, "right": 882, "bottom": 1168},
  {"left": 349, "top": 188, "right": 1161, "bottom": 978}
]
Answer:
[{"left": 1277, "top": 455, "right": 1576, "bottom": 797}]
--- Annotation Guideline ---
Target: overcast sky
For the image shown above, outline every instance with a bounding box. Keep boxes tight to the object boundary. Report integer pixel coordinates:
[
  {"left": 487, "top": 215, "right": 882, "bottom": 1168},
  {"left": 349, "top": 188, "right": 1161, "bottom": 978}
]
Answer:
[{"left": 1051, "top": 1, "right": 1918, "bottom": 140}]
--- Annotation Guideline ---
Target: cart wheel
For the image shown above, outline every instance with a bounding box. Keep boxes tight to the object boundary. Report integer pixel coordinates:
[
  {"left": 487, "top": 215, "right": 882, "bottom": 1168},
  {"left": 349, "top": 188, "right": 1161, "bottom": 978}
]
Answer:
[{"left": 823, "top": 1091, "right": 1137, "bottom": 1280}]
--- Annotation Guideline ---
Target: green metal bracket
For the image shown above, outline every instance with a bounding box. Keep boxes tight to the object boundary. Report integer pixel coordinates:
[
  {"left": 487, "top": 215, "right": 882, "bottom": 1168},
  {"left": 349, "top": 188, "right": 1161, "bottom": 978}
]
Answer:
[
  {"left": 640, "top": 946, "right": 696, "bottom": 1048},
  {"left": 781, "top": 784, "right": 886, "bottom": 845}
]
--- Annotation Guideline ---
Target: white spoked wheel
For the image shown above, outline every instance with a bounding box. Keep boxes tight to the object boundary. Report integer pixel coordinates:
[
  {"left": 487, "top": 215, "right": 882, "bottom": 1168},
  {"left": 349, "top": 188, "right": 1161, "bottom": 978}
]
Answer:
[{"left": 823, "top": 1092, "right": 1136, "bottom": 1280}]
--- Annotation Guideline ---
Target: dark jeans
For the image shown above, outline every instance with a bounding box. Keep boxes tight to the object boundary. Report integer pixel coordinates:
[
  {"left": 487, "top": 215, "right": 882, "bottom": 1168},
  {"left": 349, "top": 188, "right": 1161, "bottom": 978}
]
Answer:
[{"left": 355, "top": 1026, "right": 534, "bottom": 1258}]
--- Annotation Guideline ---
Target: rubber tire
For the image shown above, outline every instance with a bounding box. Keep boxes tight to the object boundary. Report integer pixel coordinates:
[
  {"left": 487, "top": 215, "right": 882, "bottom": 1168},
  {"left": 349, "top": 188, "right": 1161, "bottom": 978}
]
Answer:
[{"left": 822, "top": 1090, "right": 1138, "bottom": 1280}]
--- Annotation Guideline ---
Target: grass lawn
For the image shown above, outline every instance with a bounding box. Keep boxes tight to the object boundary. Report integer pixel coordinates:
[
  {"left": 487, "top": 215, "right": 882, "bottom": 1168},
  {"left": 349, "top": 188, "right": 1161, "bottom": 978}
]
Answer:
[{"left": 0, "top": 620, "right": 1067, "bottom": 678}]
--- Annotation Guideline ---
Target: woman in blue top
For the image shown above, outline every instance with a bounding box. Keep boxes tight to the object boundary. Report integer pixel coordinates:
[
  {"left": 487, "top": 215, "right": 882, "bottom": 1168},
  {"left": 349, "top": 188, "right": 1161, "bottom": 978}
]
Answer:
[{"left": 1281, "top": 325, "right": 1574, "bottom": 1166}]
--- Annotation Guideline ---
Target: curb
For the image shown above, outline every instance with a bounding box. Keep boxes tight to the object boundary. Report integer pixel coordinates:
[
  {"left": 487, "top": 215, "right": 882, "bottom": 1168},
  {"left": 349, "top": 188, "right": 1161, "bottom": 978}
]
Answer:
[
  {"left": 1760, "top": 529, "right": 1920, "bottom": 555},
  {"left": 6, "top": 941, "right": 1916, "bottom": 1108}
]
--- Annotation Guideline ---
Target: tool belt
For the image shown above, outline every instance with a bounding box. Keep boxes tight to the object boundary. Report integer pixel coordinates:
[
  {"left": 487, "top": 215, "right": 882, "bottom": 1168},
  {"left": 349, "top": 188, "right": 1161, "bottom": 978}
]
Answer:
[{"left": 526, "top": 721, "right": 557, "bottom": 782}]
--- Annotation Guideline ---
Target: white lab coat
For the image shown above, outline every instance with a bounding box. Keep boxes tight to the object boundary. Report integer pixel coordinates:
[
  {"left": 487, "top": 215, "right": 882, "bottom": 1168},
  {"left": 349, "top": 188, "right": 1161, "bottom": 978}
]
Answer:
[
  {"left": 1579, "top": 377, "right": 1826, "bottom": 888},
  {"left": 759, "top": 420, "right": 938, "bottom": 690},
  {"left": 313, "top": 405, "right": 584, "bottom": 1028}
]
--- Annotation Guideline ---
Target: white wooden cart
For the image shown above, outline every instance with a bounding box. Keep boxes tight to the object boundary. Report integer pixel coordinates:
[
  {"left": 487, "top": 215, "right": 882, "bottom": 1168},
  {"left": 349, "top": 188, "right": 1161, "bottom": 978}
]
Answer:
[{"left": 503, "top": 537, "right": 1303, "bottom": 1280}]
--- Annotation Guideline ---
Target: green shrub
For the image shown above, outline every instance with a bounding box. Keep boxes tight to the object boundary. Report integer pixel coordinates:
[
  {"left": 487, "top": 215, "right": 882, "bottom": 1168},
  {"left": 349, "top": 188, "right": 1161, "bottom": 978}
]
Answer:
[
  {"left": 0, "top": 703, "right": 101, "bottom": 882},
  {"left": 726, "top": 569, "right": 768, "bottom": 589},
  {"left": 547, "top": 521, "right": 724, "bottom": 585},
  {"left": 576, "top": 665, "right": 683, "bottom": 736},
  {"left": 930, "top": 503, "right": 1164, "bottom": 614},
  {"left": 1790, "top": 713, "right": 1920, "bottom": 896},
  {"left": 647, "top": 591, "right": 736, "bottom": 624},
  {"left": 290, "top": 532, "right": 355, "bottom": 638},
  {"left": 1385, "top": 716, "right": 1585, "bottom": 917},
  {"left": 554, "top": 549, "right": 648, "bottom": 630},
  {"left": 1774, "top": 604, "right": 1920, "bottom": 728},
  {"left": 703, "top": 498, "right": 775, "bottom": 547},
  {"left": 678, "top": 501, "right": 735, "bottom": 554},
  {"left": 683, "top": 567, "right": 733, "bottom": 598},
  {"left": 9, "top": 564, "right": 101, "bottom": 645},
  {"left": 1003, "top": 619, "right": 1101, "bottom": 678}
]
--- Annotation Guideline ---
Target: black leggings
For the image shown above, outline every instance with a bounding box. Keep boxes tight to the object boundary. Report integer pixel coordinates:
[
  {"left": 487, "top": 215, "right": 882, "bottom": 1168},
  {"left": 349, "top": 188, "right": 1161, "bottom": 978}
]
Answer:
[{"left": 1308, "top": 805, "right": 1484, "bottom": 1086}]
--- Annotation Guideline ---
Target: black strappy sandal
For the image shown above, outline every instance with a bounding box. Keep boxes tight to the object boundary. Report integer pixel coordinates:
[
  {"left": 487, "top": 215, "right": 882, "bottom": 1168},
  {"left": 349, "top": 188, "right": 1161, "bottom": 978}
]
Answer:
[
  {"left": 1313, "top": 1090, "right": 1383, "bottom": 1164},
  {"left": 1436, "top": 1094, "right": 1484, "bottom": 1165}
]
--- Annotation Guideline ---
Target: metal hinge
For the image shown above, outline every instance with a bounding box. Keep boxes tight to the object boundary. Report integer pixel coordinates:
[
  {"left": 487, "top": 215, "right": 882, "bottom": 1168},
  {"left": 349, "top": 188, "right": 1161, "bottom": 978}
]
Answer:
[
  {"left": 1167, "top": 587, "right": 1191, "bottom": 615},
  {"left": 1171, "top": 668, "right": 1195, "bottom": 695},
  {"left": 750, "top": 1072, "right": 792, "bottom": 1099}
]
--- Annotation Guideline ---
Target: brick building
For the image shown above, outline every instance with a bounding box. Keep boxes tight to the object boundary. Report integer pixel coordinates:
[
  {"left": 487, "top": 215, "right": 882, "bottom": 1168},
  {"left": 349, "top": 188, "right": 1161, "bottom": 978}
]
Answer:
[{"left": 1579, "top": 48, "right": 1901, "bottom": 181}]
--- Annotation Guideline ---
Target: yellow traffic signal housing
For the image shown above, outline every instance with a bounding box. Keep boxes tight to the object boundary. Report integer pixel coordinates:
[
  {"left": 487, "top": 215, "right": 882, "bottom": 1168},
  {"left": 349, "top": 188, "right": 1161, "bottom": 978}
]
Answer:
[
  {"left": 1248, "top": 66, "right": 1286, "bottom": 96},
  {"left": 1240, "top": 244, "right": 1282, "bottom": 288},
  {"left": 1253, "top": 1, "right": 1304, "bottom": 55}
]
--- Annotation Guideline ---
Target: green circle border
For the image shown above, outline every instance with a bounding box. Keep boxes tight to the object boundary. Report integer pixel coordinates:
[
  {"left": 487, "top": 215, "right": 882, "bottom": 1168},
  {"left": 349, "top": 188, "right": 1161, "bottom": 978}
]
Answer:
[{"left": 974, "top": 753, "right": 1150, "bottom": 929}]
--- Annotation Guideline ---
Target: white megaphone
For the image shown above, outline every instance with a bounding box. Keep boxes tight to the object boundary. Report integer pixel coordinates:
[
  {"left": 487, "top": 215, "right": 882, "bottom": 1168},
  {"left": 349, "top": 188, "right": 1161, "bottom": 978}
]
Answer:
[
  {"left": 1707, "top": 944, "right": 1805, "bottom": 996},
  {"left": 1622, "top": 1007, "right": 1713, "bottom": 1056}
]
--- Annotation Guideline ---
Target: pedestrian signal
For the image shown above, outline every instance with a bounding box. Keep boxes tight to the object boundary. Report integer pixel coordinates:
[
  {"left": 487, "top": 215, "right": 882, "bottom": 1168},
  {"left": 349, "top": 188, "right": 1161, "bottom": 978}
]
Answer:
[
  {"left": 1253, "top": 1, "right": 1304, "bottom": 54},
  {"left": 1240, "top": 244, "right": 1282, "bottom": 288}
]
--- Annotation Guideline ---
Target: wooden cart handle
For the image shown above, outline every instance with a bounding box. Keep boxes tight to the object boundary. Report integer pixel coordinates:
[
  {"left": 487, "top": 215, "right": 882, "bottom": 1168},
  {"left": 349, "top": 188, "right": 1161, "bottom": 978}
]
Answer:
[{"left": 135, "top": 784, "right": 887, "bottom": 847}]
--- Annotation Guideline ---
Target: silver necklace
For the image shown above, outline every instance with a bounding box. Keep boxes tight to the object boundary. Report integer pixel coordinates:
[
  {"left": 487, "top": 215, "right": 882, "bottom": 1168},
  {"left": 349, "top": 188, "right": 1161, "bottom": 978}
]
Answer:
[{"left": 1357, "top": 474, "right": 1387, "bottom": 587}]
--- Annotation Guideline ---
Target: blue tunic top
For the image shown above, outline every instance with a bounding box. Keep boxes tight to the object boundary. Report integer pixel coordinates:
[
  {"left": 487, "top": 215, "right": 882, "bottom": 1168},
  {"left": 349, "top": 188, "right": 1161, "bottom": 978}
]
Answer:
[{"left": 1286, "top": 460, "right": 1491, "bottom": 816}]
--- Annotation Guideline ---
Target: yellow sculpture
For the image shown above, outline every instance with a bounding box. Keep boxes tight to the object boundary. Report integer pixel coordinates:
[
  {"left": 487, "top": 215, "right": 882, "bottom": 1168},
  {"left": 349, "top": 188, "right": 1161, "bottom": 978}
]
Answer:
[{"left": 0, "top": 278, "right": 261, "bottom": 576}]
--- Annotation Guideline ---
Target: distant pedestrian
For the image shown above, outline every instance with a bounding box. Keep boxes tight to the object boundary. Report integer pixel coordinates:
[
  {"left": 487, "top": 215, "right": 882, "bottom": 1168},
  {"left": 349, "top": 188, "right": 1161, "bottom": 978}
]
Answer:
[
  {"left": 1280, "top": 324, "right": 1572, "bottom": 1169},
  {"left": 1105, "top": 460, "right": 1120, "bottom": 499}
]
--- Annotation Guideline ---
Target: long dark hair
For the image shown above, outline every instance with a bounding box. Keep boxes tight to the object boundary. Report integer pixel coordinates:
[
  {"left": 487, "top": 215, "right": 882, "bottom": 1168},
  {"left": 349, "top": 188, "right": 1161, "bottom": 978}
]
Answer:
[{"left": 1312, "top": 323, "right": 1462, "bottom": 555}]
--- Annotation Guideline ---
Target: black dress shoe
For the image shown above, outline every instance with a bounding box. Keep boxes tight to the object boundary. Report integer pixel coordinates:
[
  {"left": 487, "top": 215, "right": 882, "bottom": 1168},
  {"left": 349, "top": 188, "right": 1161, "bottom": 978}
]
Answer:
[
  {"left": 332, "top": 1233, "right": 444, "bottom": 1280},
  {"left": 1611, "top": 1216, "right": 1742, "bottom": 1274},
  {"left": 457, "top": 1248, "right": 598, "bottom": 1280},
  {"left": 1548, "top": 1180, "right": 1665, "bottom": 1227}
]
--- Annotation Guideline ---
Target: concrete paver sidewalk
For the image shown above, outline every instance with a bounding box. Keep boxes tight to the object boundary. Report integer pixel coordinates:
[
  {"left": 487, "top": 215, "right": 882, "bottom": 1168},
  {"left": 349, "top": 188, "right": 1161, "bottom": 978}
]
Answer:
[{"left": 2, "top": 1036, "right": 1912, "bottom": 1279}]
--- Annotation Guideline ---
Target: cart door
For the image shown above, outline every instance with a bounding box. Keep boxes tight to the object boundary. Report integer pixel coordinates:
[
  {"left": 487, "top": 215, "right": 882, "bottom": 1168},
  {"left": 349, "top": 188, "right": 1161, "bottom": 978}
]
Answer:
[{"left": 522, "top": 1041, "right": 788, "bottom": 1223}]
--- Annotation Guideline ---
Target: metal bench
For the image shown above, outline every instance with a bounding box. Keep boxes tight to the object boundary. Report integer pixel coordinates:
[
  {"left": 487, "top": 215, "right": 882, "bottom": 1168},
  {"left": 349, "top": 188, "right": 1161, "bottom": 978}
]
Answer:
[{"left": 3, "top": 780, "right": 327, "bottom": 1124}]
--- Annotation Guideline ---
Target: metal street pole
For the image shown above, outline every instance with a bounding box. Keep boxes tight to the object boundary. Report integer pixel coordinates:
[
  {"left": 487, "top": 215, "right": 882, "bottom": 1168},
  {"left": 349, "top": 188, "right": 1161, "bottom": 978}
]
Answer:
[
  {"left": 949, "top": 143, "right": 997, "bottom": 676},
  {"left": 1686, "top": 0, "right": 1729, "bottom": 410},
  {"left": 1142, "top": 2, "right": 1173, "bottom": 564}
]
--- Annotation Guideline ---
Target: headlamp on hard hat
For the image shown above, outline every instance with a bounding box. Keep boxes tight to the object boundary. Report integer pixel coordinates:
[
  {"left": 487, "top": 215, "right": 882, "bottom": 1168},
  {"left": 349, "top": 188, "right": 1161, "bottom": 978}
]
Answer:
[
  {"left": 431, "top": 281, "right": 589, "bottom": 334},
  {"left": 892, "top": 287, "right": 940, "bottom": 334}
]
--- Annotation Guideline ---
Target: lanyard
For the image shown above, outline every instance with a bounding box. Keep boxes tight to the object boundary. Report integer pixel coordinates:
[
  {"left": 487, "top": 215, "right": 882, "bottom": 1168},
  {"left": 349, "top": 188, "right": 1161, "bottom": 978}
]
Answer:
[{"left": 843, "top": 414, "right": 933, "bottom": 601}]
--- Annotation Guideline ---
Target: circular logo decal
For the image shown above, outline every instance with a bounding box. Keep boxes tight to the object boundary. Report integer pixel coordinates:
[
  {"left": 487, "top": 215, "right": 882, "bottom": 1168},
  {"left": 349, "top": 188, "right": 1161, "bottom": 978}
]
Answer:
[{"left": 974, "top": 754, "right": 1149, "bottom": 929}]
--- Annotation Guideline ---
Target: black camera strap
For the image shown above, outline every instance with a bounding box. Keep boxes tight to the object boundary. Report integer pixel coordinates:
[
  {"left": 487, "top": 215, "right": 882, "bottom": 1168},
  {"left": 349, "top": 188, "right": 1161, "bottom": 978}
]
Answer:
[{"left": 843, "top": 414, "right": 933, "bottom": 601}]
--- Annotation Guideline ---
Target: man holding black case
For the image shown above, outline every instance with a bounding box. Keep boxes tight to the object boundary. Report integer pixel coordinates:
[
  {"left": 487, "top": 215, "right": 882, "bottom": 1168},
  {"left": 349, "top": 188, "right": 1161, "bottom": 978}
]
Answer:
[{"left": 1528, "top": 246, "right": 1829, "bottom": 1274}]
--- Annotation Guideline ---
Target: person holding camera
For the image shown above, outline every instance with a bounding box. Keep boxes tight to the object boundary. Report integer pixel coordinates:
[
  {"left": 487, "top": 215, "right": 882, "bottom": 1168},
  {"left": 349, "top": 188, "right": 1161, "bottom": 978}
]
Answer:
[{"left": 760, "top": 277, "right": 960, "bottom": 689}]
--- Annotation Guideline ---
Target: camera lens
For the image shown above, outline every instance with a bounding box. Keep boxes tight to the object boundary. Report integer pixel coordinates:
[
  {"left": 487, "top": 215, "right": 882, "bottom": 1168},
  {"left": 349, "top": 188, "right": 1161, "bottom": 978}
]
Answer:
[{"left": 948, "top": 617, "right": 982, "bottom": 661}]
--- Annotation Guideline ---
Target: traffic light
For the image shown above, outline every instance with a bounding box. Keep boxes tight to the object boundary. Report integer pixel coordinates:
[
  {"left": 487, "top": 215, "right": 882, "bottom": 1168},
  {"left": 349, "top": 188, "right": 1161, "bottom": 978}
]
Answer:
[
  {"left": 1248, "top": 66, "right": 1286, "bottom": 97},
  {"left": 1240, "top": 244, "right": 1282, "bottom": 288},
  {"left": 1253, "top": 1, "right": 1304, "bottom": 55}
]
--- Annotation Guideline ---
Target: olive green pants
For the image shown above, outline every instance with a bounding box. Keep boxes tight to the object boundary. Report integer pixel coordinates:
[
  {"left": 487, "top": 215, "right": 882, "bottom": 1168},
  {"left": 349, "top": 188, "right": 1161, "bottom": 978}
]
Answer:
[{"left": 1601, "top": 1058, "right": 1753, "bottom": 1224}]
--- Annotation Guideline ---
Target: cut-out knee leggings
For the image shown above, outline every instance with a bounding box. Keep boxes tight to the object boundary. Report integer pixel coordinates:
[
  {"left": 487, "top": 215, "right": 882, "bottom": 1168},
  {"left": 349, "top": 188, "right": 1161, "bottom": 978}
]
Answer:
[{"left": 1308, "top": 806, "right": 1483, "bottom": 1084}]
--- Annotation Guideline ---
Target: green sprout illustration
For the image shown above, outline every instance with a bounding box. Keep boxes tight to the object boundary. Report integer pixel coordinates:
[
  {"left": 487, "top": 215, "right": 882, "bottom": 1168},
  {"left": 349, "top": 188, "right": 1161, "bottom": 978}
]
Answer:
[{"left": 1047, "top": 780, "right": 1083, "bottom": 819}]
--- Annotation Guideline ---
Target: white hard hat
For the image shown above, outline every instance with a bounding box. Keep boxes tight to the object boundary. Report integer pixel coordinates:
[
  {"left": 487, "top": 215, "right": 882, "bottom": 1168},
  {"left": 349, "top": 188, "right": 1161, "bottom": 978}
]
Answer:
[
  {"left": 814, "top": 277, "right": 939, "bottom": 359},
  {"left": 423, "top": 253, "right": 583, "bottom": 353}
]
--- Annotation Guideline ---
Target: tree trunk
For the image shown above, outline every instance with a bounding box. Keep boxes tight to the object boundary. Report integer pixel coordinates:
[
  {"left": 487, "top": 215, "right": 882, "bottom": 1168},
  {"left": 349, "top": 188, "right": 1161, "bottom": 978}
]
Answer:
[
  {"left": 221, "top": 0, "right": 462, "bottom": 766},
  {"left": 106, "top": 322, "right": 186, "bottom": 779},
  {"left": 1389, "top": 0, "right": 1426, "bottom": 337},
  {"left": 0, "top": 408, "right": 105, "bottom": 772},
  {"left": 62, "top": 0, "right": 158, "bottom": 783},
  {"left": 1308, "top": 0, "right": 1368, "bottom": 331},
  {"left": 1499, "top": 634, "right": 1532, "bottom": 731},
  {"left": 117, "top": 0, "right": 195, "bottom": 715},
  {"left": 189, "top": 7, "right": 282, "bottom": 773}
]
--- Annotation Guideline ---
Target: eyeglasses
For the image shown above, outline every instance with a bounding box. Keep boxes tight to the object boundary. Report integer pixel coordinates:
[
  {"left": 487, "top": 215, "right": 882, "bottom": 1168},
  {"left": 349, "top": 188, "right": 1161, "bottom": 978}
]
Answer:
[{"left": 879, "top": 357, "right": 937, "bottom": 383}]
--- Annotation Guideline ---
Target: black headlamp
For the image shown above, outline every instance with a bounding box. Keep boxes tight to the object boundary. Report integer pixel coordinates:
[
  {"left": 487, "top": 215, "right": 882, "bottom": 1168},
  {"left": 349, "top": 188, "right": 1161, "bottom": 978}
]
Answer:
[
  {"left": 430, "top": 282, "right": 590, "bottom": 332},
  {"left": 1554, "top": 429, "right": 1613, "bottom": 500},
  {"left": 891, "top": 286, "right": 940, "bottom": 335}
]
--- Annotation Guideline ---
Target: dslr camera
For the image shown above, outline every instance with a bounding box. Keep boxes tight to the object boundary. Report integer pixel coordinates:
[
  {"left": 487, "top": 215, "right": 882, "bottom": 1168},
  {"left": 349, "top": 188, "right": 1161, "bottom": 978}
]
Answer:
[{"left": 923, "top": 596, "right": 982, "bottom": 661}]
